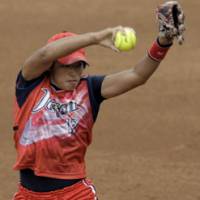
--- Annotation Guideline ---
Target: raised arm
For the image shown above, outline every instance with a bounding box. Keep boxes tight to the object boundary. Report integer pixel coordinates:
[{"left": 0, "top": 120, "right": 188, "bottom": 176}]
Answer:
[
  {"left": 101, "top": 37, "right": 171, "bottom": 99},
  {"left": 22, "top": 28, "right": 120, "bottom": 80},
  {"left": 101, "top": 1, "right": 185, "bottom": 99}
]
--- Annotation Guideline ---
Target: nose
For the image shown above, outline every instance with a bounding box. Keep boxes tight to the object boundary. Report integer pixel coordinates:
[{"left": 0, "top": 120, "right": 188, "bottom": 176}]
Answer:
[{"left": 67, "top": 67, "right": 82, "bottom": 77}]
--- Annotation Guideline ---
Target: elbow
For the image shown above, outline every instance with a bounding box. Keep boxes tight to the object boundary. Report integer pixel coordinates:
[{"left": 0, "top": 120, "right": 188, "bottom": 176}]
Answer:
[
  {"left": 37, "top": 46, "right": 54, "bottom": 64},
  {"left": 132, "top": 69, "right": 150, "bottom": 87}
]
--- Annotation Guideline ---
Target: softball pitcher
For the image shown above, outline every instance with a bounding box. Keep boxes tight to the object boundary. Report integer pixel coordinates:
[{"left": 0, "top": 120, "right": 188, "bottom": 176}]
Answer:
[{"left": 12, "top": 1, "right": 185, "bottom": 199}]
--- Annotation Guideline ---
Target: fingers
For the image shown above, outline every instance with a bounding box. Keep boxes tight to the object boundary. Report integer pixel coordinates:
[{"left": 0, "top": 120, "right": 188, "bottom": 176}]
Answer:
[
  {"left": 110, "top": 45, "right": 120, "bottom": 53},
  {"left": 177, "top": 35, "right": 184, "bottom": 45},
  {"left": 178, "top": 13, "right": 185, "bottom": 23},
  {"left": 165, "top": 1, "right": 179, "bottom": 7},
  {"left": 106, "top": 26, "right": 135, "bottom": 53},
  {"left": 179, "top": 24, "right": 185, "bottom": 32},
  {"left": 175, "top": 3, "right": 185, "bottom": 44},
  {"left": 112, "top": 26, "right": 136, "bottom": 52},
  {"left": 111, "top": 26, "right": 124, "bottom": 41}
]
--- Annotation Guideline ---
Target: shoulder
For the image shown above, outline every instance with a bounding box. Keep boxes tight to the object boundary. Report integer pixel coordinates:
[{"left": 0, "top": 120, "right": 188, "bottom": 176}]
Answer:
[
  {"left": 16, "top": 70, "right": 48, "bottom": 89},
  {"left": 15, "top": 71, "right": 48, "bottom": 107},
  {"left": 81, "top": 75, "right": 106, "bottom": 87},
  {"left": 80, "top": 74, "right": 106, "bottom": 122}
]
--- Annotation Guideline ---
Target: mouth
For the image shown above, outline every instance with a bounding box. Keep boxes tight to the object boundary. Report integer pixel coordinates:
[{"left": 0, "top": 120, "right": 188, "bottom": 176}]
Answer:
[
  {"left": 68, "top": 80, "right": 78, "bottom": 82},
  {"left": 66, "top": 80, "right": 79, "bottom": 84}
]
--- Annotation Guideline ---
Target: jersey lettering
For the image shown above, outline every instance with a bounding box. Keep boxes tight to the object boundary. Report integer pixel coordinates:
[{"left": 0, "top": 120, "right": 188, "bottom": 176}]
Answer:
[
  {"left": 20, "top": 88, "right": 89, "bottom": 145},
  {"left": 32, "top": 88, "right": 50, "bottom": 112}
]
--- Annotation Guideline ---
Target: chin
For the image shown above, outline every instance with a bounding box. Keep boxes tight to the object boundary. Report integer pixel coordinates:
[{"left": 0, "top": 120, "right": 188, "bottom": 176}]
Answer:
[
  {"left": 63, "top": 83, "right": 77, "bottom": 91},
  {"left": 65, "top": 87, "right": 75, "bottom": 91}
]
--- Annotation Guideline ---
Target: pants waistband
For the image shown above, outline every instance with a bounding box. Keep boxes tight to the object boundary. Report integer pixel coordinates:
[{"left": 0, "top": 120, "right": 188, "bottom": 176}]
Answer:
[{"left": 20, "top": 169, "right": 83, "bottom": 192}]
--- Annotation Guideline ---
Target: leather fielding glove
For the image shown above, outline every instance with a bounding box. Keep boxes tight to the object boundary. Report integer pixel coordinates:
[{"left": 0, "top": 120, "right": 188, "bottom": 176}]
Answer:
[{"left": 157, "top": 1, "right": 185, "bottom": 45}]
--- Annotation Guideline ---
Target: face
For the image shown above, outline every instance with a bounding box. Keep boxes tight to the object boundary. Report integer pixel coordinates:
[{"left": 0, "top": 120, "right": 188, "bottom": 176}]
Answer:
[{"left": 50, "top": 61, "right": 86, "bottom": 91}]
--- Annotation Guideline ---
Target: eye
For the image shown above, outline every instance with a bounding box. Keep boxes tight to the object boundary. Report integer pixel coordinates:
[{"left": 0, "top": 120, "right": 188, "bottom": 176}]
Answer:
[
  {"left": 64, "top": 61, "right": 86, "bottom": 69},
  {"left": 80, "top": 62, "right": 86, "bottom": 69},
  {"left": 72, "top": 61, "right": 86, "bottom": 69}
]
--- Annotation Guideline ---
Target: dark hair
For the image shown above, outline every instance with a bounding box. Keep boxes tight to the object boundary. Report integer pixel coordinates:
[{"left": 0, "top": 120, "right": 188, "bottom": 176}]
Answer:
[{"left": 49, "top": 61, "right": 56, "bottom": 70}]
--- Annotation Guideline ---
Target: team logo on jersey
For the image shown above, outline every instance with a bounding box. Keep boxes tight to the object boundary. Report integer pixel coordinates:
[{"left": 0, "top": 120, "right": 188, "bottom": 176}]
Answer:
[
  {"left": 33, "top": 89, "right": 78, "bottom": 115},
  {"left": 20, "top": 88, "right": 89, "bottom": 145}
]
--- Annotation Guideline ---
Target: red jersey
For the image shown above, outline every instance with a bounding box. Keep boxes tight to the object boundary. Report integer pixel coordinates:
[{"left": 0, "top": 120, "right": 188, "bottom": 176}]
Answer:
[{"left": 13, "top": 72, "right": 104, "bottom": 179}]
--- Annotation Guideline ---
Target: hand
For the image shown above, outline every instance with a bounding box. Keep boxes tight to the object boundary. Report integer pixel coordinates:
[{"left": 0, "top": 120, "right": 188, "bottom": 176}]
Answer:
[
  {"left": 157, "top": 1, "right": 185, "bottom": 45},
  {"left": 93, "top": 26, "right": 125, "bottom": 52}
]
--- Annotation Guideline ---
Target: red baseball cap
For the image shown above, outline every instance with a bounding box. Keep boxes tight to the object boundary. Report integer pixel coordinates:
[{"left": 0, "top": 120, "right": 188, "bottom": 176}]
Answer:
[{"left": 47, "top": 32, "right": 88, "bottom": 65}]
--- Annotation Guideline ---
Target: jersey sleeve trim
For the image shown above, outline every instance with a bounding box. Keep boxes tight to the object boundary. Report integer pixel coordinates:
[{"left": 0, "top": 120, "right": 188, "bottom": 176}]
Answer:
[
  {"left": 15, "top": 71, "right": 45, "bottom": 108},
  {"left": 85, "top": 75, "right": 106, "bottom": 122}
]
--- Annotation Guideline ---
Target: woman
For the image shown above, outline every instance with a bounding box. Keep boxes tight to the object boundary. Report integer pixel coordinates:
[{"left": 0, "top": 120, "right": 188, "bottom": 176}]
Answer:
[{"left": 13, "top": 1, "right": 184, "bottom": 199}]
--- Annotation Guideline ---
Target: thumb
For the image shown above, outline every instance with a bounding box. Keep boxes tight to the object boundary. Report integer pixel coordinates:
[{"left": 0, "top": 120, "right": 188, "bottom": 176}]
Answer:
[{"left": 110, "top": 44, "right": 120, "bottom": 52}]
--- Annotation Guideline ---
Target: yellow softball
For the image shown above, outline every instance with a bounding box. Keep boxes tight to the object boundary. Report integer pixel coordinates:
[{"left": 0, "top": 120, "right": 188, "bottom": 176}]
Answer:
[{"left": 114, "top": 28, "right": 137, "bottom": 52}]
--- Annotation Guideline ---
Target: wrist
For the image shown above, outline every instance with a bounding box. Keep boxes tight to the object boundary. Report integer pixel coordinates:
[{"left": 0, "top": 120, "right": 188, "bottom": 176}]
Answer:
[
  {"left": 87, "top": 32, "right": 100, "bottom": 45},
  {"left": 147, "top": 38, "right": 172, "bottom": 62},
  {"left": 157, "top": 36, "right": 173, "bottom": 47},
  {"left": 92, "top": 28, "right": 113, "bottom": 44}
]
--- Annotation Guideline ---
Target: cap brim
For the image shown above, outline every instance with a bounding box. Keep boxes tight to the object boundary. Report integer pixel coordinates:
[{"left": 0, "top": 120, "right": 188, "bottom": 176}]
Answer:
[
  {"left": 58, "top": 57, "right": 89, "bottom": 66},
  {"left": 57, "top": 52, "right": 89, "bottom": 66}
]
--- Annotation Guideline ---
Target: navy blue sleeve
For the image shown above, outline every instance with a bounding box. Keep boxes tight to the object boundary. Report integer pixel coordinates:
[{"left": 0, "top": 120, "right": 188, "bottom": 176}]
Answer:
[
  {"left": 86, "top": 75, "right": 106, "bottom": 122},
  {"left": 15, "top": 71, "right": 45, "bottom": 107}
]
